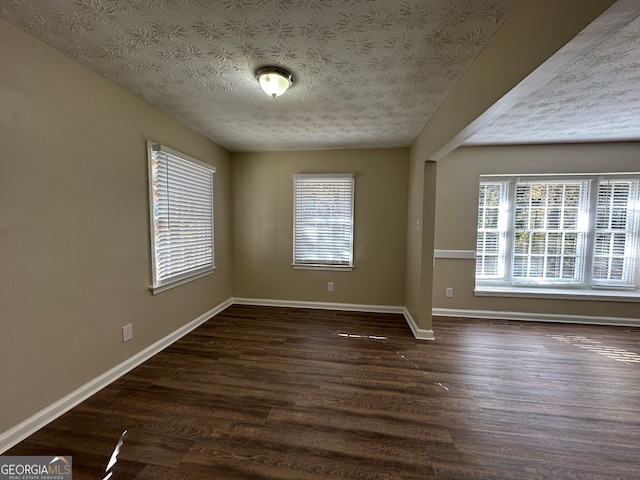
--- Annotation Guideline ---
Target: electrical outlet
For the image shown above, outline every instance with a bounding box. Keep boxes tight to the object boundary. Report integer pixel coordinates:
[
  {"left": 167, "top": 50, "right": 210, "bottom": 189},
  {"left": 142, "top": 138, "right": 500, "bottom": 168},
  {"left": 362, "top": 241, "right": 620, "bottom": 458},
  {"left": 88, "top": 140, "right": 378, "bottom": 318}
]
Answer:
[
  {"left": 122, "top": 323, "right": 133, "bottom": 343},
  {"left": 445, "top": 287, "right": 453, "bottom": 298},
  {"left": 328, "top": 281, "right": 334, "bottom": 292}
]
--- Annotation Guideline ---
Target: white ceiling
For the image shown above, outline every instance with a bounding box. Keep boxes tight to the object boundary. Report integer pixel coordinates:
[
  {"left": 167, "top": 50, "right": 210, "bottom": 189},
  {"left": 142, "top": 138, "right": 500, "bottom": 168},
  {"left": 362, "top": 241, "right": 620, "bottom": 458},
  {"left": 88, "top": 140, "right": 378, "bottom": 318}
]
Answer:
[
  {"left": 464, "top": 0, "right": 640, "bottom": 147},
  {"left": 0, "top": 0, "right": 519, "bottom": 151},
  {"left": 1, "top": 0, "right": 639, "bottom": 152}
]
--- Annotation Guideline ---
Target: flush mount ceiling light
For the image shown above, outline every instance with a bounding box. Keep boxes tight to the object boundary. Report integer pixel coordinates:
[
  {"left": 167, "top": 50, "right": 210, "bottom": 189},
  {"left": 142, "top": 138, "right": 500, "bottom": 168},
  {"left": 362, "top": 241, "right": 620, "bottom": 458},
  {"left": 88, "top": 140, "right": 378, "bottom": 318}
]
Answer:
[{"left": 256, "top": 66, "right": 294, "bottom": 98}]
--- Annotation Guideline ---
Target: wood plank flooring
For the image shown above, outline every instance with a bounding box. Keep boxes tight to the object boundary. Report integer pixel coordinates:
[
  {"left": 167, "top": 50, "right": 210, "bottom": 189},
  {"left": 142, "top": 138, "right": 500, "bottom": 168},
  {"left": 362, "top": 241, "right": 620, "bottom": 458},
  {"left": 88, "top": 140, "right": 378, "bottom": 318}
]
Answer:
[{"left": 5, "top": 305, "right": 640, "bottom": 479}]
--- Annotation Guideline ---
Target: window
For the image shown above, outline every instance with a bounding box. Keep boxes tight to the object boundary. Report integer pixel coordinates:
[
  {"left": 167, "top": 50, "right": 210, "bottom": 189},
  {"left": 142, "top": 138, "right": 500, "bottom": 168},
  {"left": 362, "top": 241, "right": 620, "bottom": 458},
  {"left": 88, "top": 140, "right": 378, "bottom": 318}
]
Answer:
[
  {"left": 148, "top": 142, "right": 215, "bottom": 293},
  {"left": 293, "top": 173, "right": 354, "bottom": 270},
  {"left": 593, "top": 179, "right": 640, "bottom": 286},
  {"left": 476, "top": 182, "right": 507, "bottom": 278},
  {"left": 476, "top": 174, "right": 640, "bottom": 292},
  {"left": 511, "top": 180, "right": 588, "bottom": 284}
]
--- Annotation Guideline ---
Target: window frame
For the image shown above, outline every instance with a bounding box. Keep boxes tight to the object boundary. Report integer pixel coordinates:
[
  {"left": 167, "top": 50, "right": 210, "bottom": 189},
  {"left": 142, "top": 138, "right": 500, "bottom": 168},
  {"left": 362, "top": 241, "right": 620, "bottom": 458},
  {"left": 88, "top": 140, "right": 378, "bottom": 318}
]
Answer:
[
  {"left": 147, "top": 141, "right": 216, "bottom": 294},
  {"left": 591, "top": 178, "right": 640, "bottom": 287},
  {"left": 510, "top": 178, "right": 590, "bottom": 286},
  {"left": 292, "top": 173, "right": 355, "bottom": 271},
  {"left": 476, "top": 181, "right": 509, "bottom": 280},
  {"left": 475, "top": 173, "right": 640, "bottom": 294}
]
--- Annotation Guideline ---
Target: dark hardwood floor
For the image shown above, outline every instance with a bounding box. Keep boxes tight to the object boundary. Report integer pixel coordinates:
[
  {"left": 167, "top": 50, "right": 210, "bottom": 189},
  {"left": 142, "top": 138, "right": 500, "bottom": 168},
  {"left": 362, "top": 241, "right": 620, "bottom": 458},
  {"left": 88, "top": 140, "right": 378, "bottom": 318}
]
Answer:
[{"left": 5, "top": 305, "right": 640, "bottom": 479}]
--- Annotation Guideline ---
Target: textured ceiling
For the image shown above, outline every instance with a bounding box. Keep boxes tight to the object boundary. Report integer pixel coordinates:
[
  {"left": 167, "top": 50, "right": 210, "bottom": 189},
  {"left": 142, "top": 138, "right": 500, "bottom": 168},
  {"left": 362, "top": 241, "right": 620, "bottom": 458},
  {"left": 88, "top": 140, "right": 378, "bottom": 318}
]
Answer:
[
  {"left": 465, "top": 0, "right": 640, "bottom": 147},
  {"left": 0, "top": 0, "right": 520, "bottom": 152},
  {"left": 4, "top": 1, "right": 637, "bottom": 152}
]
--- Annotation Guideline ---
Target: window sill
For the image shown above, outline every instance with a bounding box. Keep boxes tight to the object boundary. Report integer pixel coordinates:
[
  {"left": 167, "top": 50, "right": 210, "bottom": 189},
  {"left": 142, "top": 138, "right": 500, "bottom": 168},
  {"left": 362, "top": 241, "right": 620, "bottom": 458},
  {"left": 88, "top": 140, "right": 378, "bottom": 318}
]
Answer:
[
  {"left": 292, "top": 264, "right": 353, "bottom": 272},
  {"left": 475, "top": 285, "right": 640, "bottom": 303},
  {"left": 150, "top": 268, "right": 216, "bottom": 295}
]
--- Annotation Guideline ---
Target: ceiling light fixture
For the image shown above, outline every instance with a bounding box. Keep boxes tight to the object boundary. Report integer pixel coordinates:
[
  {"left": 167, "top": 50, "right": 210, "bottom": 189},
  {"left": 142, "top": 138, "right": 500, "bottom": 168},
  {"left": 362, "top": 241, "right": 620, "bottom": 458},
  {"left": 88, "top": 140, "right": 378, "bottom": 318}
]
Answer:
[{"left": 256, "top": 66, "right": 294, "bottom": 98}]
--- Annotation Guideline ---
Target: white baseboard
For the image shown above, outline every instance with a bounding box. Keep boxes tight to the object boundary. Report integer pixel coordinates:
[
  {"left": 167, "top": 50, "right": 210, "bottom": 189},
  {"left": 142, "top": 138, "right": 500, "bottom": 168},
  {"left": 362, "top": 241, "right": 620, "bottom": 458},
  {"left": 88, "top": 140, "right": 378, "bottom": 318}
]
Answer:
[
  {"left": 232, "top": 297, "right": 403, "bottom": 314},
  {"left": 19, "top": 298, "right": 632, "bottom": 455},
  {"left": 0, "top": 298, "right": 232, "bottom": 454},
  {"left": 433, "top": 307, "right": 640, "bottom": 328},
  {"left": 402, "top": 307, "right": 436, "bottom": 340},
  {"left": 1, "top": 297, "right": 432, "bottom": 453},
  {"left": 231, "top": 297, "right": 435, "bottom": 340}
]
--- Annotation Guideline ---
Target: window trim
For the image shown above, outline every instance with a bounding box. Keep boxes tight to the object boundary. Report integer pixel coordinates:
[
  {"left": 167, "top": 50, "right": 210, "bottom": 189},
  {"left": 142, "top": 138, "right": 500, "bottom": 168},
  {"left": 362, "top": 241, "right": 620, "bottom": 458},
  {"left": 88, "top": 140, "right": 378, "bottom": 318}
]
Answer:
[
  {"left": 591, "top": 177, "right": 640, "bottom": 287},
  {"left": 474, "top": 285, "right": 640, "bottom": 302},
  {"left": 147, "top": 141, "right": 216, "bottom": 294},
  {"left": 510, "top": 177, "right": 590, "bottom": 285},
  {"left": 292, "top": 173, "right": 355, "bottom": 271},
  {"left": 475, "top": 173, "right": 640, "bottom": 296},
  {"left": 476, "top": 181, "right": 509, "bottom": 279}
]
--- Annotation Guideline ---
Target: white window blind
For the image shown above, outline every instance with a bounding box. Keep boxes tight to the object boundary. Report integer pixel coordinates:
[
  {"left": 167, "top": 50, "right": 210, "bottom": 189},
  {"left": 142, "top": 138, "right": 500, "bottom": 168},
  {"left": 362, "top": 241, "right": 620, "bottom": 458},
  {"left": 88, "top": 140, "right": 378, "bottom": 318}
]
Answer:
[
  {"left": 293, "top": 174, "right": 354, "bottom": 268},
  {"left": 476, "top": 174, "right": 640, "bottom": 292},
  {"left": 512, "top": 180, "right": 589, "bottom": 284},
  {"left": 476, "top": 182, "right": 507, "bottom": 278},
  {"left": 148, "top": 142, "right": 215, "bottom": 291},
  {"left": 592, "top": 179, "right": 640, "bottom": 287}
]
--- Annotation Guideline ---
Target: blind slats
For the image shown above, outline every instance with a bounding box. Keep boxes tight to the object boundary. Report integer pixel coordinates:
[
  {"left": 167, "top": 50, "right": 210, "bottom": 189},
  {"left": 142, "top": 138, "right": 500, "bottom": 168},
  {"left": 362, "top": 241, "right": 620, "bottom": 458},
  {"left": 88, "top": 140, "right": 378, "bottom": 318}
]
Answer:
[
  {"left": 149, "top": 143, "right": 215, "bottom": 288},
  {"left": 476, "top": 175, "right": 640, "bottom": 289},
  {"left": 592, "top": 180, "right": 640, "bottom": 286},
  {"left": 512, "top": 181, "right": 589, "bottom": 283},
  {"left": 476, "top": 183, "right": 507, "bottom": 278},
  {"left": 293, "top": 174, "right": 354, "bottom": 266}
]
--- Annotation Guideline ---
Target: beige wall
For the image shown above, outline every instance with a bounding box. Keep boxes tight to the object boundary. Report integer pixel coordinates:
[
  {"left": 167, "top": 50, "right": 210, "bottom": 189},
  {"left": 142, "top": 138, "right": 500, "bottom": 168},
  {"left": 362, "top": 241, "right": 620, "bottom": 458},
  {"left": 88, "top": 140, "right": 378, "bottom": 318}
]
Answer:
[
  {"left": 433, "top": 143, "right": 640, "bottom": 320},
  {"left": 0, "top": 0, "right": 626, "bottom": 441},
  {"left": 232, "top": 149, "right": 408, "bottom": 306},
  {"left": 406, "top": 0, "right": 616, "bottom": 331},
  {"left": 0, "top": 19, "right": 233, "bottom": 432}
]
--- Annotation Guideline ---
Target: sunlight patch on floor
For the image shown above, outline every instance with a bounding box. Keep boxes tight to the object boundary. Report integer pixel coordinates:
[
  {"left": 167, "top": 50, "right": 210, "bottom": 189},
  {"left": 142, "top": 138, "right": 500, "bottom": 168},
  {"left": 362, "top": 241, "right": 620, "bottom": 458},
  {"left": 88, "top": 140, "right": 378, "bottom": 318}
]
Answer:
[{"left": 551, "top": 334, "right": 640, "bottom": 364}]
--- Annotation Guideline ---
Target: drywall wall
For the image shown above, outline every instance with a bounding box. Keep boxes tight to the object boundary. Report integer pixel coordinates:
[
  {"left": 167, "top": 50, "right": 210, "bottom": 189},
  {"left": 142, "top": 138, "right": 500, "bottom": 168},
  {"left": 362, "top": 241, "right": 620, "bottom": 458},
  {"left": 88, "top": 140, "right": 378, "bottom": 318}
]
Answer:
[
  {"left": 0, "top": 18, "right": 232, "bottom": 433},
  {"left": 406, "top": 0, "right": 617, "bottom": 331},
  {"left": 433, "top": 143, "right": 640, "bottom": 320},
  {"left": 232, "top": 149, "right": 408, "bottom": 307}
]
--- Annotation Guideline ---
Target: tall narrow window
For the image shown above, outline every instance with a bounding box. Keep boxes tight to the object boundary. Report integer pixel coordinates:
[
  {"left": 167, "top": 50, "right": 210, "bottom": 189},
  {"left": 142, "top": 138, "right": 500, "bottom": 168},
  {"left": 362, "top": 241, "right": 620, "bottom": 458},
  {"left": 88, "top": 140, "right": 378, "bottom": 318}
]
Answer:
[
  {"left": 148, "top": 142, "right": 215, "bottom": 292},
  {"left": 593, "top": 179, "right": 640, "bottom": 287},
  {"left": 293, "top": 174, "right": 354, "bottom": 269},
  {"left": 476, "top": 182, "right": 507, "bottom": 278}
]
